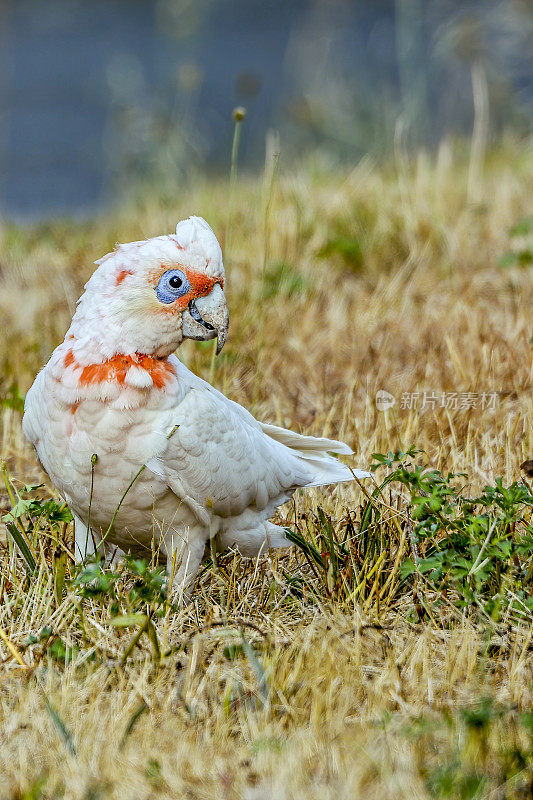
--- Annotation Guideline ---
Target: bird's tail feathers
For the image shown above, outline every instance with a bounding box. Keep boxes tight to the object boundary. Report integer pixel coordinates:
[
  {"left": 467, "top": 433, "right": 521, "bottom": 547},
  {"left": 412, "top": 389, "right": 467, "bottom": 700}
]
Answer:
[
  {"left": 260, "top": 422, "right": 353, "bottom": 456},
  {"left": 298, "top": 453, "right": 371, "bottom": 488},
  {"left": 260, "top": 421, "right": 370, "bottom": 487}
]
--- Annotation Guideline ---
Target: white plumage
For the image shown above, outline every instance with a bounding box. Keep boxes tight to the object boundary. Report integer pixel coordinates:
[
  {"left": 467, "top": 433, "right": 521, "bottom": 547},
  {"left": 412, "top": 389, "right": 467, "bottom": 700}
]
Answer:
[{"left": 23, "top": 217, "right": 370, "bottom": 596}]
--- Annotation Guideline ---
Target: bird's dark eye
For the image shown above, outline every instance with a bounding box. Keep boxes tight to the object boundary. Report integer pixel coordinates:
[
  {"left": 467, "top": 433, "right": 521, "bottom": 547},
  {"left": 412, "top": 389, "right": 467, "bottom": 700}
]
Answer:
[{"left": 156, "top": 269, "right": 190, "bottom": 304}]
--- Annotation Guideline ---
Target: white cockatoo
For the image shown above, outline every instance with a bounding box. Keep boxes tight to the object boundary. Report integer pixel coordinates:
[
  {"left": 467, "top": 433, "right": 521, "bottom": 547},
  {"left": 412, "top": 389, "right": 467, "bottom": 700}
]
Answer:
[{"left": 23, "top": 217, "right": 370, "bottom": 595}]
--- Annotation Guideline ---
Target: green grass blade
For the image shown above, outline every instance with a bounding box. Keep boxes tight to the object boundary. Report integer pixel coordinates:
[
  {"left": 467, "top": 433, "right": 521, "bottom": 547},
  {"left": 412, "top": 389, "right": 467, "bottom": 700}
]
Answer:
[
  {"left": 44, "top": 696, "right": 77, "bottom": 756},
  {"left": 5, "top": 521, "right": 36, "bottom": 575},
  {"left": 240, "top": 632, "right": 269, "bottom": 707},
  {"left": 119, "top": 701, "right": 148, "bottom": 750}
]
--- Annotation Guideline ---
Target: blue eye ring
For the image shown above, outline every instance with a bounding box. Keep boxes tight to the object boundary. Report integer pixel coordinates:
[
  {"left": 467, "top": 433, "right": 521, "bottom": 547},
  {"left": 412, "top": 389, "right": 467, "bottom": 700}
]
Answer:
[{"left": 156, "top": 269, "right": 190, "bottom": 304}]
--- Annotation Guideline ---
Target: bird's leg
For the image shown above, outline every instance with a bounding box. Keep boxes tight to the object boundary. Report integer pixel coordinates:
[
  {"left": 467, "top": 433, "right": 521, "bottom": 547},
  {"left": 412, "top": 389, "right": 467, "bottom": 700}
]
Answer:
[
  {"left": 208, "top": 518, "right": 228, "bottom": 605},
  {"left": 73, "top": 515, "right": 123, "bottom": 567},
  {"left": 102, "top": 542, "right": 125, "bottom": 569},
  {"left": 209, "top": 532, "right": 228, "bottom": 613},
  {"left": 208, "top": 517, "right": 223, "bottom": 578},
  {"left": 163, "top": 528, "right": 205, "bottom": 605},
  {"left": 209, "top": 534, "right": 219, "bottom": 573},
  {"left": 74, "top": 514, "right": 100, "bottom": 563}
]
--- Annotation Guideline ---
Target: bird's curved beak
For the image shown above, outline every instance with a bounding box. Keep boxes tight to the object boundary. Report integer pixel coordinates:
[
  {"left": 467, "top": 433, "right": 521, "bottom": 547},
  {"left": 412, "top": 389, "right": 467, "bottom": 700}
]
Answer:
[{"left": 183, "top": 283, "right": 229, "bottom": 354}]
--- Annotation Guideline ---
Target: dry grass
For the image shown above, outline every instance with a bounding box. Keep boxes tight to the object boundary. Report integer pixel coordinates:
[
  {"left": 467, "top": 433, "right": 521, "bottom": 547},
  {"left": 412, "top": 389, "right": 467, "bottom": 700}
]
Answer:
[{"left": 0, "top": 139, "right": 532, "bottom": 799}]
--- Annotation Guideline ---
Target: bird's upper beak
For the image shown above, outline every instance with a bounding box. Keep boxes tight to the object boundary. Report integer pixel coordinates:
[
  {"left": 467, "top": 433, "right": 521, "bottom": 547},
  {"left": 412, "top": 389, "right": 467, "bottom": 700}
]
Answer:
[{"left": 182, "top": 282, "right": 229, "bottom": 354}]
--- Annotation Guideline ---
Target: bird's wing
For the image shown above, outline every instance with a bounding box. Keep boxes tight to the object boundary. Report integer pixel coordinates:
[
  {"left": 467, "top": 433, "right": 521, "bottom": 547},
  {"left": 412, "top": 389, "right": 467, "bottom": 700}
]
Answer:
[
  {"left": 170, "top": 357, "right": 371, "bottom": 483},
  {"left": 148, "top": 382, "right": 314, "bottom": 519},
  {"left": 147, "top": 358, "right": 369, "bottom": 521}
]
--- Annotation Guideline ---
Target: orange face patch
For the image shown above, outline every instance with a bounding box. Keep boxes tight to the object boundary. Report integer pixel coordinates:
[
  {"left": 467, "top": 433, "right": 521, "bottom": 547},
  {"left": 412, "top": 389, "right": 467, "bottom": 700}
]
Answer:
[
  {"left": 151, "top": 265, "right": 224, "bottom": 313},
  {"left": 64, "top": 350, "right": 175, "bottom": 390},
  {"left": 185, "top": 267, "right": 224, "bottom": 297}
]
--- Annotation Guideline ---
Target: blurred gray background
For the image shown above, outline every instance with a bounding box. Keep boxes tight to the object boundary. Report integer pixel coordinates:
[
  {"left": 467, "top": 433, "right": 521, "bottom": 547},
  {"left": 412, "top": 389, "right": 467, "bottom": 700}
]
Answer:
[{"left": 0, "top": 0, "right": 531, "bottom": 219}]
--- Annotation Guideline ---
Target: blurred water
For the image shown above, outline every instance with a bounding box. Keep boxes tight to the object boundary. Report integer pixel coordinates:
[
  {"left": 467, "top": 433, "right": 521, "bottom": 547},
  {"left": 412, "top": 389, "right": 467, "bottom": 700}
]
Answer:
[{"left": 0, "top": 0, "right": 531, "bottom": 219}]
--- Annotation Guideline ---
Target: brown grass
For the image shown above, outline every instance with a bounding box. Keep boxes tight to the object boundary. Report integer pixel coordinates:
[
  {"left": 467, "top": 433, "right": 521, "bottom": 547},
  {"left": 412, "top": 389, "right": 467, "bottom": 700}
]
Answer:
[{"left": 0, "top": 139, "right": 532, "bottom": 799}]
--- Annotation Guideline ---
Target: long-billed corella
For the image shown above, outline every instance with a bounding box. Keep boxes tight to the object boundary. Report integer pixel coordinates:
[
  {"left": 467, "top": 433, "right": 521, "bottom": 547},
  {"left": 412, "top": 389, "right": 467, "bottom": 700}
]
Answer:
[{"left": 23, "top": 216, "right": 370, "bottom": 597}]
